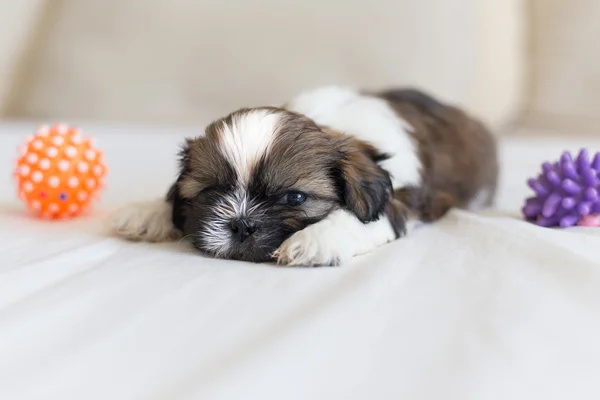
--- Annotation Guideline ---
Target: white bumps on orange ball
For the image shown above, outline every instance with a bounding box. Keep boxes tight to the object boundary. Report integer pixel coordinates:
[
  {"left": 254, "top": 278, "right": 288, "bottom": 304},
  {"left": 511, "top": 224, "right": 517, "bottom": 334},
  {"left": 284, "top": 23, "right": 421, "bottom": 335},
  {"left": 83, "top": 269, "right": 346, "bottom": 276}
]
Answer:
[{"left": 14, "top": 124, "right": 107, "bottom": 219}]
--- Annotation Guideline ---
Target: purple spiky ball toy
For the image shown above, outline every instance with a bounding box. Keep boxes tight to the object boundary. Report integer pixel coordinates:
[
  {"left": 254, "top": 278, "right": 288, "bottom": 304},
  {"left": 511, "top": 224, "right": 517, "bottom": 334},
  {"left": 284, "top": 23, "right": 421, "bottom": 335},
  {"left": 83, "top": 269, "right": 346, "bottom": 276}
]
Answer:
[{"left": 522, "top": 148, "right": 600, "bottom": 228}]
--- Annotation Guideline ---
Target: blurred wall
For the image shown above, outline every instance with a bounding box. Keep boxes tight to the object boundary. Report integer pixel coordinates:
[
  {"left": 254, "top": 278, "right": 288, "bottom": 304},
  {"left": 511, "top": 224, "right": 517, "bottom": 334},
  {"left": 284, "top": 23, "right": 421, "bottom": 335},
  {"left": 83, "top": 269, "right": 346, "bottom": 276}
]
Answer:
[
  {"left": 0, "top": 0, "right": 45, "bottom": 111},
  {"left": 528, "top": 0, "right": 600, "bottom": 128},
  {"left": 3, "top": 0, "right": 524, "bottom": 129}
]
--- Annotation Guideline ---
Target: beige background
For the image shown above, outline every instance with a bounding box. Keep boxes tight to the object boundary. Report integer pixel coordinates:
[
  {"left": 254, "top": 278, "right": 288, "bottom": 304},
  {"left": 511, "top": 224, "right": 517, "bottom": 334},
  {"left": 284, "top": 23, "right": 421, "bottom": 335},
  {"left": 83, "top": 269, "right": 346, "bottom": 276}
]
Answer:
[
  {"left": 0, "top": 0, "right": 46, "bottom": 111},
  {"left": 527, "top": 0, "right": 600, "bottom": 129},
  {"left": 0, "top": 0, "right": 524, "bottom": 129},
  {"left": 4, "top": 1, "right": 599, "bottom": 134}
]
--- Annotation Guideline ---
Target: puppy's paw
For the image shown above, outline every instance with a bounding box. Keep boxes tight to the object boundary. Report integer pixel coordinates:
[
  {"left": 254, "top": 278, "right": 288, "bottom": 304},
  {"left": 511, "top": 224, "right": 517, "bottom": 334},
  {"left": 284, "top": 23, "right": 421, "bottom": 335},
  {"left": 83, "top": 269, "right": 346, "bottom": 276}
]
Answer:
[
  {"left": 107, "top": 199, "right": 180, "bottom": 242},
  {"left": 273, "top": 222, "right": 353, "bottom": 267}
]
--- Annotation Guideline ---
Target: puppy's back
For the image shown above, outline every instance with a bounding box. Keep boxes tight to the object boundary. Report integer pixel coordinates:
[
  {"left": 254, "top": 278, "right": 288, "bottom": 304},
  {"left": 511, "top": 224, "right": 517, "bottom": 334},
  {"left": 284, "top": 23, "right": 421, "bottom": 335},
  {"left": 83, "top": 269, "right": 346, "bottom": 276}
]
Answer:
[{"left": 376, "top": 88, "right": 499, "bottom": 210}]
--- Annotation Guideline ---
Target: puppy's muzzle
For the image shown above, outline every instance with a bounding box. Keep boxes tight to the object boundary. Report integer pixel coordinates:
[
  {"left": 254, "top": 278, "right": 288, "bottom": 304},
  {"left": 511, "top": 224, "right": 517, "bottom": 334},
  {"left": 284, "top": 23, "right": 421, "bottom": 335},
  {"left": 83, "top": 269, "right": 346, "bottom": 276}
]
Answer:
[{"left": 230, "top": 218, "right": 260, "bottom": 243}]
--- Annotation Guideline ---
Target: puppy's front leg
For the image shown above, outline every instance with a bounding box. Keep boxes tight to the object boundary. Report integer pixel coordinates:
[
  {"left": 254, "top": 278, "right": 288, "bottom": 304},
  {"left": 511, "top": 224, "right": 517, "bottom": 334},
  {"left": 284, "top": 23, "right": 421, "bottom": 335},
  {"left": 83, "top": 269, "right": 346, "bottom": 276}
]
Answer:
[{"left": 274, "top": 209, "right": 397, "bottom": 267}]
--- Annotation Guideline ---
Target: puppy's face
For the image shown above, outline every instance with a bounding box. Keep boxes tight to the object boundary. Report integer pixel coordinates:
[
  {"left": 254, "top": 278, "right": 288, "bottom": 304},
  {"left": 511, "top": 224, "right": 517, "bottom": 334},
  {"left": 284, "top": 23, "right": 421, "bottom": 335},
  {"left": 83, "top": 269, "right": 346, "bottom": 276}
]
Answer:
[{"left": 169, "top": 107, "right": 392, "bottom": 262}]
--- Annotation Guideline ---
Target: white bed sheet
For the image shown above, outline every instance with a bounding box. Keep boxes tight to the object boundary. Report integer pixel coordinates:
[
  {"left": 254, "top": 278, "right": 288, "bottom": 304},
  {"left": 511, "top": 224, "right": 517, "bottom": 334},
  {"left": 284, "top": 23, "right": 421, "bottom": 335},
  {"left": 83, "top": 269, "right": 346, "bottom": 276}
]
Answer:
[{"left": 1, "top": 123, "right": 600, "bottom": 400}]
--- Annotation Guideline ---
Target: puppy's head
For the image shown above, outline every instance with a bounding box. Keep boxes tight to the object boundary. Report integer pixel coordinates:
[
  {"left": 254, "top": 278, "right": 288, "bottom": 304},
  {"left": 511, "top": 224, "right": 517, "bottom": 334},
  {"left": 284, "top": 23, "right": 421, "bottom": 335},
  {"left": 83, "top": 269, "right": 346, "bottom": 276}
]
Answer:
[{"left": 169, "top": 107, "right": 392, "bottom": 262}]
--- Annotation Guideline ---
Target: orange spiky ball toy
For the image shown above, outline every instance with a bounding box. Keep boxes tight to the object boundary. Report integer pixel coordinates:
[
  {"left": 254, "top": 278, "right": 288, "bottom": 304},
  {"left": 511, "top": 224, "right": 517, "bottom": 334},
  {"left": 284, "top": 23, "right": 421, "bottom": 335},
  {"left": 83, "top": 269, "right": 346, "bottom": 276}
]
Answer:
[{"left": 14, "top": 124, "right": 107, "bottom": 219}]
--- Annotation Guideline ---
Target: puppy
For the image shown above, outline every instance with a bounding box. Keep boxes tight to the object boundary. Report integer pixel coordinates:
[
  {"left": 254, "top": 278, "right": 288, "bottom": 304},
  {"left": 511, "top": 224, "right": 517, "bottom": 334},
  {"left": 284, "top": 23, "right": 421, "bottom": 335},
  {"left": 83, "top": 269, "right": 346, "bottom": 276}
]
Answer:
[{"left": 109, "top": 86, "right": 498, "bottom": 266}]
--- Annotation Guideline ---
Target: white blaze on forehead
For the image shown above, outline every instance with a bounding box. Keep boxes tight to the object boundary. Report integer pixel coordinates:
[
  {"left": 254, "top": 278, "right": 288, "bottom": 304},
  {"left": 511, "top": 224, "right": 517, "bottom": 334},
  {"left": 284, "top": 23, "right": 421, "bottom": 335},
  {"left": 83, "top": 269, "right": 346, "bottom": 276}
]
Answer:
[{"left": 218, "top": 109, "right": 281, "bottom": 184}]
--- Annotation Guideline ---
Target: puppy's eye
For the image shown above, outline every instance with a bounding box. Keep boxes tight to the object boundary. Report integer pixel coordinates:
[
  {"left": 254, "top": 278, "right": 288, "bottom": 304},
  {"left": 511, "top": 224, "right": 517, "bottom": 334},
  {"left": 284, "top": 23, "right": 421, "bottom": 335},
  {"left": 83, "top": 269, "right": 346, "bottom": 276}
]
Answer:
[{"left": 285, "top": 191, "right": 307, "bottom": 206}]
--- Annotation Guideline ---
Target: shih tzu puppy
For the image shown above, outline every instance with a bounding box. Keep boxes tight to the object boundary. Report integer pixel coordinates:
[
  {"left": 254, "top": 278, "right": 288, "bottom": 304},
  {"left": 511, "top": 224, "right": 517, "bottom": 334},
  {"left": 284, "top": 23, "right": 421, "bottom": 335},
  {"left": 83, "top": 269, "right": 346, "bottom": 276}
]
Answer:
[{"left": 109, "top": 86, "right": 498, "bottom": 266}]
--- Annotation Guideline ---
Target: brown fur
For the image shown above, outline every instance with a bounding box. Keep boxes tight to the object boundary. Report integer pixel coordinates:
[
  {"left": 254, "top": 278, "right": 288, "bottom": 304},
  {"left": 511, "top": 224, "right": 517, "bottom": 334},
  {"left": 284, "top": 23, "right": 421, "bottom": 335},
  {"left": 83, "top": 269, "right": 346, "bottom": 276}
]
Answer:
[
  {"left": 167, "top": 89, "right": 497, "bottom": 262},
  {"left": 334, "top": 137, "right": 393, "bottom": 223},
  {"left": 167, "top": 107, "right": 392, "bottom": 262},
  {"left": 374, "top": 89, "right": 499, "bottom": 222}
]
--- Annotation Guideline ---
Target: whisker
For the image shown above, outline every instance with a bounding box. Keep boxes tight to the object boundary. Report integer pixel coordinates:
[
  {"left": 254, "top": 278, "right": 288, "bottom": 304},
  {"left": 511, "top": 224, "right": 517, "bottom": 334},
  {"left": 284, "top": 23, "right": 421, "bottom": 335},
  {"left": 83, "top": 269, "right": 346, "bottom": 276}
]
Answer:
[{"left": 176, "top": 233, "right": 195, "bottom": 246}]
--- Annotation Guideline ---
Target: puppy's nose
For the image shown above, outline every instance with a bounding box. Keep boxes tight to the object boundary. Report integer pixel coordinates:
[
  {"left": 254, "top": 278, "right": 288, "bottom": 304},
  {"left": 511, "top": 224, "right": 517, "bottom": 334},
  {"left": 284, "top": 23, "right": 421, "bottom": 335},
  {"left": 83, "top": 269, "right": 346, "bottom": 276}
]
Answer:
[{"left": 230, "top": 219, "right": 260, "bottom": 242}]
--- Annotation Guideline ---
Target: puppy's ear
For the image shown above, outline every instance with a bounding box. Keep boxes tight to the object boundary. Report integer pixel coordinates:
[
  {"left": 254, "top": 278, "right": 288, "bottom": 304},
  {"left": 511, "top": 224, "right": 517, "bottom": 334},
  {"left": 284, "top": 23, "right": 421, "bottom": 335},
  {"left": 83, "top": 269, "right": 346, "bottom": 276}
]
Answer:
[
  {"left": 166, "top": 180, "right": 185, "bottom": 232},
  {"left": 333, "top": 137, "right": 393, "bottom": 222},
  {"left": 165, "top": 139, "right": 195, "bottom": 231}
]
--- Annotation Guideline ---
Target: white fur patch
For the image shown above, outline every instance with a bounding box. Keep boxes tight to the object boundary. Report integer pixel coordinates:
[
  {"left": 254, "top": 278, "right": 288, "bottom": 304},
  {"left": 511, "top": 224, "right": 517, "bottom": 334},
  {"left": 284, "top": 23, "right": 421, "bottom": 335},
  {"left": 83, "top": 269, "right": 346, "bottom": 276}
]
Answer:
[
  {"left": 108, "top": 199, "right": 179, "bottom": 242},
  {"left": 219, "top": 109, "right": 280, "bottom": 185},
  {"left": 288, "top": 86, "right": 421, "bottom": 189},
  {"left": 274, "top": 209, "right": 396, "bottom": 266},
  {"left": 199, "top": 190, "right": 263, "bottom": 256}
]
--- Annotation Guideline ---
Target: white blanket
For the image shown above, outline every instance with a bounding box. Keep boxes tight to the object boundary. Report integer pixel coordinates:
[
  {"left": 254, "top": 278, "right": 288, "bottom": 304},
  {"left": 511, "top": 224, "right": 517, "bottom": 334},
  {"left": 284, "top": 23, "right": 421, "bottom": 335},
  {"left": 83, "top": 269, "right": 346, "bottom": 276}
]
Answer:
[{"left": 1, "top": 123, "right": 600, "bottom": 400}]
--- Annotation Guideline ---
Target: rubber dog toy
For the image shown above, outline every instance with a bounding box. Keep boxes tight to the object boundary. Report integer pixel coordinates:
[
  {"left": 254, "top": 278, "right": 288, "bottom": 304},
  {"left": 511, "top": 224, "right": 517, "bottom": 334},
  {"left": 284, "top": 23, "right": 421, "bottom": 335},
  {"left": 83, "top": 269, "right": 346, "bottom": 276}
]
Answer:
[
  {"left": 14, "top": 124, "right": 107, "bottom": 219},
  {"left": 522, "top": 149, "right": 600, "bottom": 227}
]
